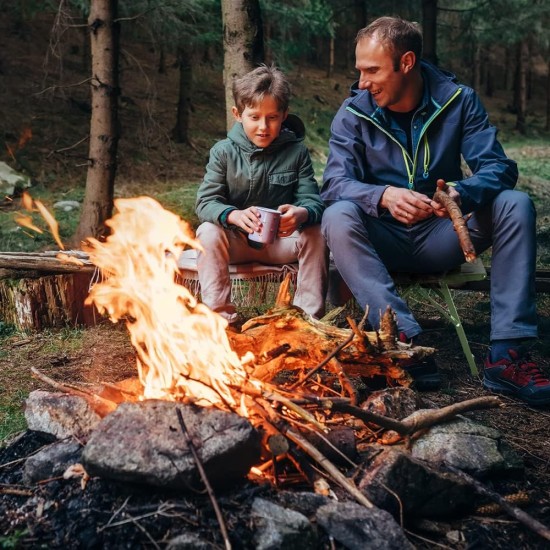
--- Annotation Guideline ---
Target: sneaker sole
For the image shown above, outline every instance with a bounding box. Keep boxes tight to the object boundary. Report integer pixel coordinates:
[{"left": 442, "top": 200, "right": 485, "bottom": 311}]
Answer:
[{"left": 483, "top": 379, "right": 550, "bottom": 406}]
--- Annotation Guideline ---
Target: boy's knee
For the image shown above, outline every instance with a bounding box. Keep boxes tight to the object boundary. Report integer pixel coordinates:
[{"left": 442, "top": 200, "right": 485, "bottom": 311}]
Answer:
[{"left": 196, "top": 222, "right": 225, "bottom": 247}]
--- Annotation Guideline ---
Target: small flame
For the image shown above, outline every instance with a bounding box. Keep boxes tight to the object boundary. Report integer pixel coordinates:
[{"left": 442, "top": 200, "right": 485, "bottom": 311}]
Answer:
[
  {"left": 15, "top": 192, "right": 65, "bottom": 250},
  {"left": 85, "top": 197, "right": 249, "bottom": 408}
]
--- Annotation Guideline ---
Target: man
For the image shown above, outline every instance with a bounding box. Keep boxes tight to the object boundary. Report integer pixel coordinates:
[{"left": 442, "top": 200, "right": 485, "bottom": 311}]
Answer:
[{"left": 321, "top": 16, "right": 550, "bottom": 405}]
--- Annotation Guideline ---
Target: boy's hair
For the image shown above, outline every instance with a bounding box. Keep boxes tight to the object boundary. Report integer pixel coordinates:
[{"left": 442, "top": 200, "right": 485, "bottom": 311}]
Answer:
[
  {"left": 356, "top": 16, "right": 422, "bottom": 71},
  {"left": 232, "top": 65, "right": 291, "bottom": 114}
]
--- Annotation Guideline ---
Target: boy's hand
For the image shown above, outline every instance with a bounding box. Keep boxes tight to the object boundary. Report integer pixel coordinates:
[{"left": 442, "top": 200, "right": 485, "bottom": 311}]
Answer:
[
  {"left": 226, "top": 207, "right": 262, "bottom": 234},
  {"left": 277, "top": 204, "right": 308, "bottom": 236}
]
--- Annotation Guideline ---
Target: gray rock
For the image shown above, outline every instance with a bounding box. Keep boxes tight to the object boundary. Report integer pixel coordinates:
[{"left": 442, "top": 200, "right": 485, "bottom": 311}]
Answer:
[
  {"left": 25, "top": 390, "right": 102, "bottom": 439},
  {"left": 53, "top": 200, "right": 81, "bottom": 211},
  {"left": 0, "top": 161, "right": 31, "bottom": 195},
  {"left": 410, "top": 415, "right": 524, "bottom": 477},
  {"left": 277, "top": 490, "right": 331, "bottom": 517},
  {"left": 166, "top": 532, "right": 215, "bottom": 549},
  {"left": 356, "top": 446, "right": 475, "bottom": 518},
  {"left": 361, "top": 387, "right": 419, "bottom": 420},
  {"left": 251, "top": 497, "right": 317, "bottom": 550},
  {"left": 82, "top": 400, "right": 261, "bottom": 490},
  {"left": 316, "top": 500, "right": 413, "bottom": 550},
  {"left": 23, "top": 440, "right": 82, "bottom": 484}
]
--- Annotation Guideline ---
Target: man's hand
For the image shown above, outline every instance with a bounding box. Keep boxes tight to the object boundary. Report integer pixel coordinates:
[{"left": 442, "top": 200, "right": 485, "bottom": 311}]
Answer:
[
  {"left": 227, "top": 207, "right": 262, "bottom": 234},
  {"left": 277, "top": 204, "right": 308, "bottom": 236},
  {"left": 431, "top": 179, "right": 461, "bottom": 218},
  {"left": 380, "top": 187, "right": 434, "bottom": 224}
]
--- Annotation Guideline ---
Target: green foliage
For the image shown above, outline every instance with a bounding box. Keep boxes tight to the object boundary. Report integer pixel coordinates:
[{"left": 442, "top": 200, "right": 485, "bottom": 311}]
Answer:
[
  {"left": 261, "top": 0, "right": 336, "bottom": 66},
  {"left": 0, "top": 529, "right": 29, "bottom": 549}
]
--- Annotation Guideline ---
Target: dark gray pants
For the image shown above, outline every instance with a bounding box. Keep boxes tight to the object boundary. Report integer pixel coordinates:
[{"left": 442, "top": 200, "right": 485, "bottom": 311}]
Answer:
[{"left": 322, "top": 190, "right": 537, "bottom": 341}]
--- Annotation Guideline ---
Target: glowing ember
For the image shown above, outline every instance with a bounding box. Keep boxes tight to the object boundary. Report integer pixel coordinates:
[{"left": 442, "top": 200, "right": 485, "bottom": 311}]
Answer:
[{"left": 85, "top": 197, "right": 250, "bottom": 408}]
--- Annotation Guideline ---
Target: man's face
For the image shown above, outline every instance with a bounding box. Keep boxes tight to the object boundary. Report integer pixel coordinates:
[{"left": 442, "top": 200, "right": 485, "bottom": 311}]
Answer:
[
  {"left": 355, "top": 36, "right": 409, "bottom": 111},
  {"left": 232, "top": 94, "right": 287, "bottom": 148}
]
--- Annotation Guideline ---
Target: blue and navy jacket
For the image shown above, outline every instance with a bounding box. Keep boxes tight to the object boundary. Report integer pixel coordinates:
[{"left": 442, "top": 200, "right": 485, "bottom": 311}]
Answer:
[{"left": 321, "top": 61, "right": 518, "bottom": 216}]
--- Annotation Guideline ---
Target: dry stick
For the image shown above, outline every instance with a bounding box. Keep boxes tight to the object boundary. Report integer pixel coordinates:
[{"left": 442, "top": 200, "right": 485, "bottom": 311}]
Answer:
[
  {"left": 289, "top": 307, "right": 370, "bottom": 391},
  {"left": 175, "top": 407, "right": 232, "bottom": 550},
  {"left": 288, "top": 331, "right": 354, "bottom": 391},
  {"left": 445, "top": 463, "right": 550, "bottom": 542},
  {"left": 30, "top": 366, "right": 117, "bottom": 417},
  {"left": 433, "top": 180, "right": 476, "bottom": 263},
  {"left": 310, "top": 395, "right": 502, "bottom": 436},
  {"left": 254, "top": 396, "right": 374, "bottom": 509}
]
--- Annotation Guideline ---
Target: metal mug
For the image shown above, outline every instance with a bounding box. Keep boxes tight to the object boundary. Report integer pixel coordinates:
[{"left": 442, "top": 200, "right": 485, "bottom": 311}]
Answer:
[{"left": 248, "top": 207, "right": 281, "bottom": 244}]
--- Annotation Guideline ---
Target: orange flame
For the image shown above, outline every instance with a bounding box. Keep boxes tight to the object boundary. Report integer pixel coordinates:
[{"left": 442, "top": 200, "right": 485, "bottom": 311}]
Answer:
[
  {"left": 85, "top": 197, "right": 251, "bottom": 408},
  {"left": 15, "top": 192, "right": 65, "bottom": 250}
]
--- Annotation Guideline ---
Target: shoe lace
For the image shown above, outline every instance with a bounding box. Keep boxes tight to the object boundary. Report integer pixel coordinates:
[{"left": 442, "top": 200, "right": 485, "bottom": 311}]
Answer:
[{"left": 509, "top": 351, "right": 548, "bottom": 385}]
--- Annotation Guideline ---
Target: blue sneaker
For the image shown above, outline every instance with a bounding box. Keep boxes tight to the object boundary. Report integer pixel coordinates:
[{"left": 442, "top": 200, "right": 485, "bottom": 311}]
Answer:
[{"left": 483, "top": 350, "right": 550, "bottom": 406}]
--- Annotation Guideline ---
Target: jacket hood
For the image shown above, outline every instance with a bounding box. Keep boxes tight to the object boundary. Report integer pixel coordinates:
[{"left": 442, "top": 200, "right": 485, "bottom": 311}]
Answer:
[
  {"left": 347, "top": 60, "right": 460, "bottom": 117},
  {"left": 227, "top": 113, "right": 306, "bottom": 153}
]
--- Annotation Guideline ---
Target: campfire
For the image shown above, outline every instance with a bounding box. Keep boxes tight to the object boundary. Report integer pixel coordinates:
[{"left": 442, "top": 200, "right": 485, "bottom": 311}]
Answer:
[{"left": 25, "top": 198, "right": 502, "bottom": 498}]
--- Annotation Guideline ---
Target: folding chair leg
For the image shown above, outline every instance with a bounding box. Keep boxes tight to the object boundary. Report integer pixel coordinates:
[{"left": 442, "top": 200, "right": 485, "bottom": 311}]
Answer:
[{"left": 436, "top": 285, "right": 479, "bottom": 376}]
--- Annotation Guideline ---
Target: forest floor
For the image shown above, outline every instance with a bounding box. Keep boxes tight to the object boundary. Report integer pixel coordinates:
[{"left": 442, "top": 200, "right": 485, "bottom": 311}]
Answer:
[{"left": 1, "top": 11, "right": 550, "bottom": 550}]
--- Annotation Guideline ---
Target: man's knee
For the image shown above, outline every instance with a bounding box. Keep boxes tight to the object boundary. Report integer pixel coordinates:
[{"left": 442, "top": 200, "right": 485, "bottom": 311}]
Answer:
[
  {"left": 494, "top": 189, "right": 535, "bottom": 218},
  {"left": 322, "top": 201, "right": 362, "bottom": 237}
]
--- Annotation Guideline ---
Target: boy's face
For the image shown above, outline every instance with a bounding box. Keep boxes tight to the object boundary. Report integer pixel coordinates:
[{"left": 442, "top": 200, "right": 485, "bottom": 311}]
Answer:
[{"left": 232, "top": 94, "right": 288, "bottom": 148}]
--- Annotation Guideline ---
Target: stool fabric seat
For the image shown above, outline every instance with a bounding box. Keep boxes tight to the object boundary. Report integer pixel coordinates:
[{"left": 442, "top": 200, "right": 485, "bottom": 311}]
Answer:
[{"left": 177, "top": 249, "right": 298, "bottom": 308}]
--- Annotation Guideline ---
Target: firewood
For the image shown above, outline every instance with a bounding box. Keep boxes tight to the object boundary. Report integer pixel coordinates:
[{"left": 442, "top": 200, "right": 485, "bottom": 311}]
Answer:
[{"left": 433, "top": 179, "right": 476, "bottom": 263}]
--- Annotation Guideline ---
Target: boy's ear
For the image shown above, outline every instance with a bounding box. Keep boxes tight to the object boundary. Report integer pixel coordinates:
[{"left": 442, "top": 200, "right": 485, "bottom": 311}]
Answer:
[
  {"left": 231, "top": 106, "right": 242, "bottom": 121},
  {"left": 283, "top": 109, "right": 289, "bottom": 121}
]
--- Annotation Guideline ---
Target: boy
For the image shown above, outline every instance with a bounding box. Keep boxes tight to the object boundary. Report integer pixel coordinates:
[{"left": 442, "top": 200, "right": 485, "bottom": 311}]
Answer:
[{"left": 195, "top": 65, "right": 328, "bottom": 327}]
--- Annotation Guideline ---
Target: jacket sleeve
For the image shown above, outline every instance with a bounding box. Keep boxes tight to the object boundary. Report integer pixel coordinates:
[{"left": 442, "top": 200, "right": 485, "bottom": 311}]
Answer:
[
  {"left": 455, "top": 88, "right": 518, "bottom": 213},
  {"left": 195, "top": 143, "right": 236, "bottom": 225},
  {"left": 292, "top": 144, "right": 325, "bottom": 224},
  {"left": 321, "top": 102, "right": 387, "bottom": 217}
]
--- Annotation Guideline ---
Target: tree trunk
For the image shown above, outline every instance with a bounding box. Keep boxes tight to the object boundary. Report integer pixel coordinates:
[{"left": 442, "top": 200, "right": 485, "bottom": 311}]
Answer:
[
  {"left": 515, "top": 40, "right": 529, "bottom": 134},
  {"left": 221, "top": 0, "right": 264, "bottom": 131},
  {"left": 422, "top": 0, "right": 438, "bottom": 65},
  {"left": 172, "top": 46, "right": 192, "bottom": 144},
  {"left": 73, "top": 0, "right": 120, "bottom": 245},
  {"left": 546, "top": 61, "right": 550, "bottom": 132},
  {"left": 326, "top": 36, "right": 334, "bottom": 78},
  {"left": 472, "top": 42, "right": 481, "bottom": 91},
  {"left": 0, "top": 273, "right": 97, "bottom": 330}
]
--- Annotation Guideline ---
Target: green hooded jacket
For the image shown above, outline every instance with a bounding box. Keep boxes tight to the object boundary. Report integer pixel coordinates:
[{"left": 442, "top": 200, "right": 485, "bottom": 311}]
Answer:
[{"left": 195, "top": 114, "right": 324, "bottom": 226}]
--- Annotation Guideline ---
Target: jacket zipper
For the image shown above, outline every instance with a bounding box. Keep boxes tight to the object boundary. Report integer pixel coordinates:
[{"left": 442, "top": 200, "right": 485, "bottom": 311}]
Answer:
[{"left": 346, "top": 88, "right": 462, "bottom": 190}]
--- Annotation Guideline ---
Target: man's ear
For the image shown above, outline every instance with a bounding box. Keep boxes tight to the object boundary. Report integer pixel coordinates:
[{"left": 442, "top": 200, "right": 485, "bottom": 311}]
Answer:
[
  {"left": 282, "top": 109, "right": 289, "bottom": 121},
  {"left": 232, "top": 106, "right": 242, "bottom": 121},
  {"left": 400, "top": 51, "right": 416, "bottom": 73}
]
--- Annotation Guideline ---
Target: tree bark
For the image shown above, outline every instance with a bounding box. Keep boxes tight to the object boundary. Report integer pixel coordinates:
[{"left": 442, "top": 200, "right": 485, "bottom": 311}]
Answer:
[
  {"left": 515, "top": 39, "right": 529, "bottom": 134},
  {"left": 546, "top": 61, "right": 550, "bottom": 132},
  {"left": 172, "top": 46, "right": 192, "bottom": 144},
  {"left": 422, "top": 0, "right": 438, "bottom": 65},
  {"left": 221, "top": 0, "right": 264, "bottom": 131},
  {"left": 0, "top": 273, "right": 97, "bottom": 330},
  {"left": 73, "top": 0, "right": 120, "bottom": 245}
]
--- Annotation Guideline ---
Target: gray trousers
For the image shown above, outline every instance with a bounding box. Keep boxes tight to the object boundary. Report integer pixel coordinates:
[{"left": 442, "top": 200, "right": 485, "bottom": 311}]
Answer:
[
  {"left": 196, "top": 222, "right": 329, "bottom": 321},
  {"left": 322, "top": 190, "right": 537, "bottom": 341}
]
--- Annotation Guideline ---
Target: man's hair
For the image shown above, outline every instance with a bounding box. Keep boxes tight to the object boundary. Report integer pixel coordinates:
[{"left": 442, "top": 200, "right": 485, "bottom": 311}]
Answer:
[
  {"left": 232, "top": 65, "right": 291, "bottom": 114},
  {"left": 356, "top": 16, "right": 422, "bottom": 71}
]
